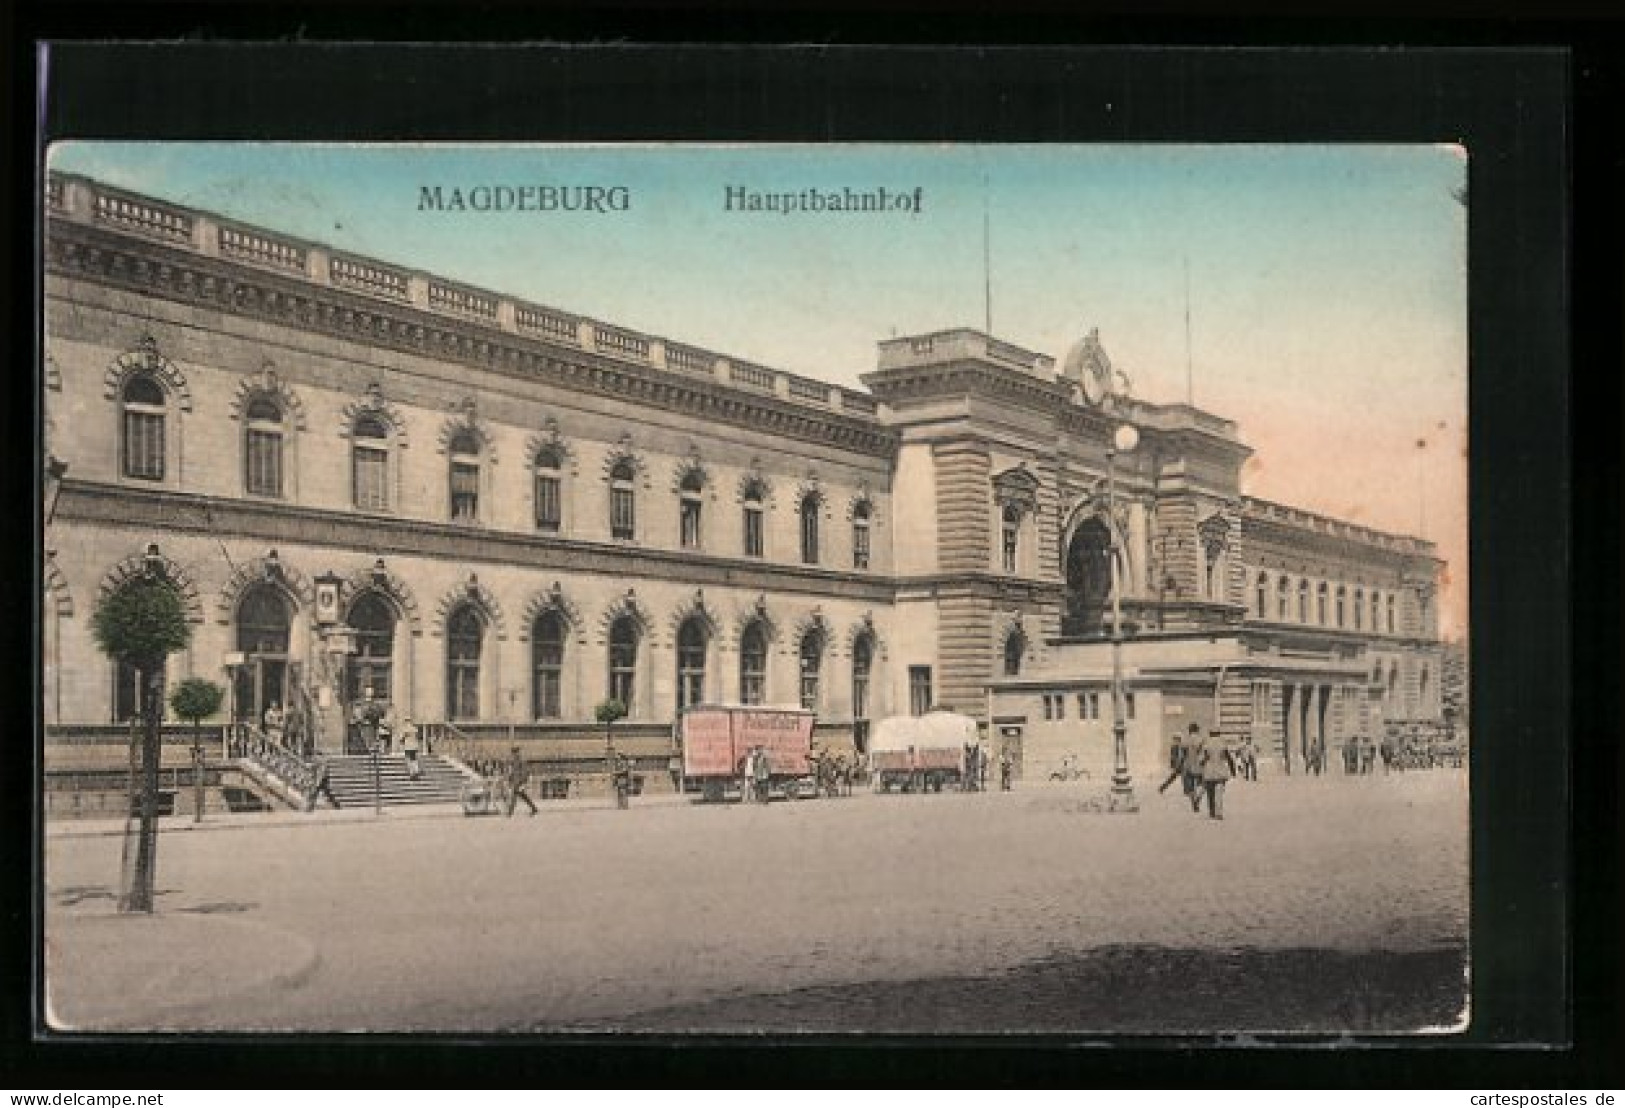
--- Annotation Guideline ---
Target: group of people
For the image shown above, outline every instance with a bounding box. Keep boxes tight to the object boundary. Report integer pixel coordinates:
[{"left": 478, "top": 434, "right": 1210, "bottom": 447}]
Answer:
[
  {"left": 1157, "top": 722, "right": 1250, "bottom": 820},
  {"left": 806, "top": 750, "right": 861, "bottom": 798}
]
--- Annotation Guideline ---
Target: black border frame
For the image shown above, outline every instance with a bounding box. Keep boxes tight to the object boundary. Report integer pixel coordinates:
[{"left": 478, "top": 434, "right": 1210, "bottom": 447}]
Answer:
[{"left": 7, "top": 28, "right": 1614, "bottom": 1090}]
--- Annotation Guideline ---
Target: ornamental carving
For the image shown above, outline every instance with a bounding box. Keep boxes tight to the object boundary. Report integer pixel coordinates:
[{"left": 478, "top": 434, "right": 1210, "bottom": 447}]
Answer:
[
  {"left": 599, "top": 588, "right": 650, "bottom": 640},
  {"left": 229, "top": 361, "right": 308, "bottom": 430},
  {"left": 669, "top": 588, "right": 720, "bottom": 642},
  {"left": 437, "top": 396, "right": 496, "bottom": 465},
  {"left": 518, "top": 581, "right": 583, "bottom": 642},
  {"left": 103, "top": 335, "right": 193, "bottom": 411},
  {"left": 733, "top": 595, "right": 778, "bottom": 650},
  {"left": 341, "top": 561, "right": 424, "bottom": 635},
  {"left": 339, "top": 382, "right": 409, "bottom": 447},
  {"left": 216, "top": 550, "right": 315, "bottom": 624},
  {"left": 98, "top": 545, "right": 204, "bottom": 623},
  {"left": 525, "top": 418, "right": 574, "bottom": 470},
  {"left": 433, "top": 573, "right": 506, "bottom": 640}
]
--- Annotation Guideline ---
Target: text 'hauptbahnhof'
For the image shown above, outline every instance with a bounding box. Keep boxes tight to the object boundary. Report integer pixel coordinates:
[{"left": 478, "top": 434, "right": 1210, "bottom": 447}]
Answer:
[{"left": 42, "top": 172, "right": 1456, "bottom": 815}]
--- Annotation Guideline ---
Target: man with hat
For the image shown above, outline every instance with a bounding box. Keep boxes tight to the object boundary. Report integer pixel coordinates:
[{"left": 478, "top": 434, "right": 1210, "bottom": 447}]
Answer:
[
  {"left": 505, "top": 744, "right": 538, "bottom": 816},
  {"left": 1199, "top": 728, "right": 1238, "bottom": 821}
]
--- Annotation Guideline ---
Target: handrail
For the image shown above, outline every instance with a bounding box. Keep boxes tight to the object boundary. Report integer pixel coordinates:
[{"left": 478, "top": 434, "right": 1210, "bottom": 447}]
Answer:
[{"left": 232, "top": 721, "right": 318, "bottom": 797}]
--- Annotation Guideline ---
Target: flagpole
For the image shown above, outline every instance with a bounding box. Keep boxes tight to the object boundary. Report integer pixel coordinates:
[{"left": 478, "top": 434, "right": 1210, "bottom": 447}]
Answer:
[{"left": 1184, "top": 255, "right": 1194, "bottom": 407}]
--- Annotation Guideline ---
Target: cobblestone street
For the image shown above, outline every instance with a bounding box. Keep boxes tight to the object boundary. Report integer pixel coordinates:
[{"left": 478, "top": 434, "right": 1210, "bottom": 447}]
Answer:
[{"left": 44, "top": 769, "right": 1468, "bottom": 1034}]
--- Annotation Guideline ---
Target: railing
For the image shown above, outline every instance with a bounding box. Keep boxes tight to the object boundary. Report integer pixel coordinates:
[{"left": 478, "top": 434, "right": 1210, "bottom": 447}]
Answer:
[
  {"left": 330, "top": 256, "right": 410, "bottom": 300},
  {"left": 429, "top": 281, "right": 499, "bottom": 320},
  {"left": 730, "top": 361, "right": 777, "bottom": 392},
  {"left": 788, "top": 378, "right": 831, "bottom": 404},
  {"left": 515, "top": 305, "right": 581, "bottom": 344},
  {"left": 665, "top": 345, "right": 716, "bottom": 375},
  {"left": 592, "top": 325, "right": 650, "bottom": 360},
  {"left": 219, "top": 226, "right": 308, "bottom": 272},
  {"left": 230, "top": 722, "right": 317, "bottom": 797},
  {"left": 93, "top": 192, "right": 193, "bottom": 242}
]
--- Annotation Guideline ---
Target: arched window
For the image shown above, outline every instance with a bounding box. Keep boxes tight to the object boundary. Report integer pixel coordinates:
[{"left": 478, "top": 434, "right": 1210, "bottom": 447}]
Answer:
[
  {"left": 1335, "top": 585, "right": 1347, "bottom": 628},
  {"left": 235, "top": 584, "right": 291, "bottom": 724},
  {"left": 446, "top": 605, "right": 483, "bottom": 720},
  {"left": 1371, "top": 590, "right": 1382, "bottom": 633},
  {"left": 352, "top": 415, "right": 390, "bottom": 511},
  {"left": 798, "top": 628, "right": 825, "bottom": 710},
  {"left": 1387, "top": 662, "right": 1399, "bottom": 705},
  {"left": 534, "top": 446, "right": 563, "bottom": 532},
  {"left": 742, "top": 481, "right": 766, "bottom": 558},
  {"left": 1297, "top": 579, "right": 1310, "bottom": 623},
  {"left": 799, "top": 494, "right": 821, "bottom": 564},
  {"left": 347, "top": 591, "right": 396, "bottom": 705},
  {"left": 676, "top": 617, "right": 707, "bottom": 710},
  {"left": 244, "top": 395, "right": 284, "bottom": 497},
  {"left": 1255, "top": 572, "right": 1269, "bottom": 619},
  {"left": 851, "top": 633, "right": 873, "bottom": 723},
  {"left": 608, "top": 615, "right": 638, "bottom": 708},
  {"left": 1064, "top": 519, "right": 1114, "bottom": 636},
  {"left": 1386, "top": 595, "right": 1396, "bottom": 634},
  {"left": 449, "top": 429, "right": 481, "bottom": 523},
  {"left": 532, "top": 610, "right": 565, "bottom": 719},
  {"left": 853, "top": 501, "right": 873, "bottom": 570},
  {"left": 1354, "top": 588, "right": 1365, "bottom": 630},
  {"left": 1276, "top": 575, "right": 1290, "bottom": 621},
  {"left": 739, "top": 621, "right": 768, "bottom": 706},
  {"left": 1001, "top": 505, "right": 1022, "bottom": 574},
  {"left": 679, "top": 471, "right": 704, "bottom": 550},
  {"left": 609, "top": 460, "right": 636, "bottom": 540},
  {"left": 1316, "top": 582, "right": 1328, "bottom": 625},
  {"left": 1003, "top": 629, "right": 1025, "bottom": 677},
  {"left": 121, "top": 372, "right": 166, "bottom": 480}
]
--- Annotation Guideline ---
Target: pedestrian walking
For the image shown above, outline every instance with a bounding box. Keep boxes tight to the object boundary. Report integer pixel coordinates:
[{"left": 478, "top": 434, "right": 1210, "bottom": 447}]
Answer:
[
  {"left": 999, "top": 749, "right": 1014, "bottom": 791},
  {"left": 505, "top": 745, "right": 538, "bottom": 816},
  {"left": 612, "top": 749, "right": 634, "bottom": 809},
  {"left": 1237, "top": 733, "right": 1259, "bottom": 782},
  {"left": 306, "top": 753, "right": 339, "bottom": 811},
  {"left": 1180, "top": 722, "right": 1204, "bottom": 811},
  {"left": 353, "top": 689, "right": 384, "bottom": 755},
  {"left": 1199, "top": 729, "right": 1237, "bottom": 820},
  {"left": 399, "top": 716, "right": 422, "bottom": 780},
  {"left": 1156, "top": 732, "right": 1186, "bottom": 794},
  {"left": 752, "top": 744, "right": 772, "bottom": 803}
]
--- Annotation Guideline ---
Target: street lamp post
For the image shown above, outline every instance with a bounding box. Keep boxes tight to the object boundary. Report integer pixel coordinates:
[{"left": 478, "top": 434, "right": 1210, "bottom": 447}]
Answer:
[{"left": 1107, "top": 422, "right": 1140, "bottom": 814}]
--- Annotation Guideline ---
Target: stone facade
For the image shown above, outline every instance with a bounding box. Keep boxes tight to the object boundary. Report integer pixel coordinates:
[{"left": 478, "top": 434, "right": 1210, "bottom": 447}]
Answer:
[{"left": 42, "top": 173, "right": 1447, "bottom": 779}]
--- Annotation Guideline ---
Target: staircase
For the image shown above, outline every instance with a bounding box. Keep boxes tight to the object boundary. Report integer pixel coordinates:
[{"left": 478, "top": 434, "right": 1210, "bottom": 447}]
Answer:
[{"left": 319, "top": 753, "right": 477, "bottom": 809}]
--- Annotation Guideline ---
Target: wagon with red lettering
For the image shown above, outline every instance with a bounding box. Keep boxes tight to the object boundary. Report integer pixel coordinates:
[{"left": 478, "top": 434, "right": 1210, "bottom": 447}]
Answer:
[{"left": 677, "top": 705, "right": 817, "bottom": 803}]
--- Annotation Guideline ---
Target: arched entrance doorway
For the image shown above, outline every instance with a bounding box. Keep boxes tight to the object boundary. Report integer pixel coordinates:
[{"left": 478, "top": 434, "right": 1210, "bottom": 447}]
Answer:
[
  {"left": 1063, "top": 517, "right": 1113, "bottom": 637},
  {"left": 235, "top": 584, "right": 291, "bottom": 725},
  {"left": 346, "top": 591, "right": 397, "bottom": 705}
]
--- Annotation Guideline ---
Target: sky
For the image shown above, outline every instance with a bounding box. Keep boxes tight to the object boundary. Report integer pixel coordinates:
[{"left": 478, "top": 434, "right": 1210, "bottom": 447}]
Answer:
[{"left": 47, "top": 142, "right": 1469, "bottom": 637}]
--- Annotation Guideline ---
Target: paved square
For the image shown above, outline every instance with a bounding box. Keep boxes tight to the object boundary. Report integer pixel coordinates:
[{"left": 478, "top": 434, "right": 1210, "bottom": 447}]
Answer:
[{"left": 44, "top": 770, "right": 1467, "bottom": 1034}]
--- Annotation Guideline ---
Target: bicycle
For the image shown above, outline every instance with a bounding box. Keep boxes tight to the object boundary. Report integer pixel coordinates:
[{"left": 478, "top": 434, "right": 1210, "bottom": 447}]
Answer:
[{"left": 1049, "top": 754, "right": 1091, "bottom": 783}]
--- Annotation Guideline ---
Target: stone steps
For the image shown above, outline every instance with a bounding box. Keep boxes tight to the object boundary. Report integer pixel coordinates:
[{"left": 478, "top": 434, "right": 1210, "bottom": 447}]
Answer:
[{"left": 319, "top": 754, "right": 475, "bottom": 808}]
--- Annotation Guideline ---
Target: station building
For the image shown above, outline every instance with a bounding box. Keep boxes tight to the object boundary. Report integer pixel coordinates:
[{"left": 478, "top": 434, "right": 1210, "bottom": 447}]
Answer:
[{"left": 41, "top": 172, "right": 1446, "bottom": 790}]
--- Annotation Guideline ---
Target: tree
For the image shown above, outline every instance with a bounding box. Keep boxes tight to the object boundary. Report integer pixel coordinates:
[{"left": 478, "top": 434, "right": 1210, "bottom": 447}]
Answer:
[
  {"left": 594, "top": 699, "right": 630, "bottom": 808},
  {"left": 170, "top": 678, "right": 224, "bottom": 823},
  {"left": 92, "top": 572, "right": 191, "bottom": 913}
]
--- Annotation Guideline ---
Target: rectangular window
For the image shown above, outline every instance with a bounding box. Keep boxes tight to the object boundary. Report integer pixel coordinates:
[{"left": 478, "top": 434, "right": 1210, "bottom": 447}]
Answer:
[
  {"left": 535, "top": 474, "right": 561, "bottom": 532},
  {"left": 1125, "top": 692, "right": 1136, "bottom": 720},
  {"left": 908, "top": 666, "right": 933, "bottom": 717},
  {"left": 680, "top": 499, "right": 702, "bottom": 549},
  {"left": 245, "top": 429, "right": 282, "bottom": 497},
  {"left": 123, "top": 412, "right": 165, "bottom": 480},
  {"left": 450, "top": 462, "right": 480, "bottom": 522},
  {"left": 353, "top": 446, "right": 388, "bottom": 511},
  {"left": 853, "top": 671, "right": 869, "bottom": 720},
  {"left": 853, "top": 524, "right": 871, "bottom": 570},
  {"left": 744, "top": 508, "right": 764, "bottom": 557},
  {"left": 611, "top": 487, "right": 636, "bottom": 540},
  {"left": 1002, "top": 525, "right": 1018, "bottom": 573}
]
